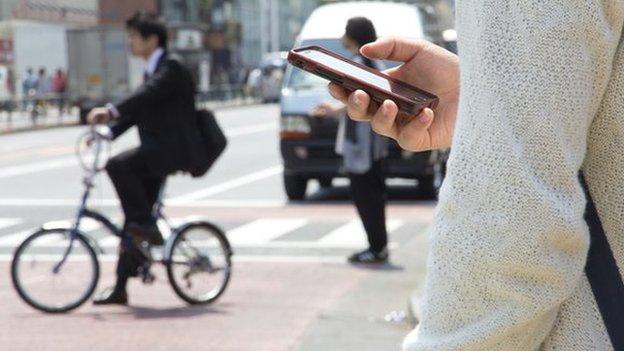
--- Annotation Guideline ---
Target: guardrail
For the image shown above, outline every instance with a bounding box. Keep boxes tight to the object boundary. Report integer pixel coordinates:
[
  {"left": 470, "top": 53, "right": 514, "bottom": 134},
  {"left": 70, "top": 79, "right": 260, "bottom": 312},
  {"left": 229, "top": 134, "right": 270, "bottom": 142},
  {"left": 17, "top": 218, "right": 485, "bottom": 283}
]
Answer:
[
  {"left": 0, "top": 85, "right": 262, "bottom": 134},
  {"left": 0, "top": 94, "right": 78, "bottom": 134}
]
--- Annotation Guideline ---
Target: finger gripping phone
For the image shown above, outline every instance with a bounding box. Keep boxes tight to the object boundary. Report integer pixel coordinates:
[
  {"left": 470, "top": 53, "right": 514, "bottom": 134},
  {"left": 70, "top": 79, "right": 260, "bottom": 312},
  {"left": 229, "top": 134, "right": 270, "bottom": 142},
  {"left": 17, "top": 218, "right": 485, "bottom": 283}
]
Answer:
[{"left": 287, "top": 45, "right": 438, "bottom": 115}]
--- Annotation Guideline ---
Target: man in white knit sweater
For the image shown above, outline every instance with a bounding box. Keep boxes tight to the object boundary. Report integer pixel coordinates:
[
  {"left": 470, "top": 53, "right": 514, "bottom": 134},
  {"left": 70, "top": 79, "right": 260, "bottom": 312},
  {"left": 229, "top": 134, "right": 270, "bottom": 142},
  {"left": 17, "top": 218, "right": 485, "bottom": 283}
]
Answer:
[{"left": 328, "top": 1, "right": 624, "bottom": 350}]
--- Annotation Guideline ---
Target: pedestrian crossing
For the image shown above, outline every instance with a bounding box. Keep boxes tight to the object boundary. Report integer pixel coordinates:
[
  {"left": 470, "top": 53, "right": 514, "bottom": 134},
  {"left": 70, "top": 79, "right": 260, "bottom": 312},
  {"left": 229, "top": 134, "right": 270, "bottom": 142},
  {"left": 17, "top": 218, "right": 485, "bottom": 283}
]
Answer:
[
  {"left": 0, "top": 216, "right": 416, "bottom": 251},
  {"left": 227, "top": 219, "right": 308, "bottom": 245}
]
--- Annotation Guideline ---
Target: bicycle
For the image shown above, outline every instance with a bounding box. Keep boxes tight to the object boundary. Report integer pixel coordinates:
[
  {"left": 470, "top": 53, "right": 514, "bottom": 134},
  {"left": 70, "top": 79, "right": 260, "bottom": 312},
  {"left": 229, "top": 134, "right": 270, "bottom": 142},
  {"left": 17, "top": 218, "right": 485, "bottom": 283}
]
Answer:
[{"left": 11, "top": 127, "right": 233, "bottom": 313}]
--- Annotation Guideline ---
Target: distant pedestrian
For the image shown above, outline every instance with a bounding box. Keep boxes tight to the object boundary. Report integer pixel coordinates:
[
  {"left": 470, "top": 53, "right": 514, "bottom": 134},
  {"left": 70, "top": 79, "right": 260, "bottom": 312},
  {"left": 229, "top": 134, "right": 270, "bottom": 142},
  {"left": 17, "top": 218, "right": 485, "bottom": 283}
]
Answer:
[
  {"left": 52, "top": 68, "right": 67, "bottom": 112},
  {"left": 22, "top": 68, "right": 38, "bottom": 112},
  {"left": 52, "top": 68, "right": 67, "bottom": 95},
  {"left": 37, "top": 67, "right": 52, "bottom": 98},
  {"left": 22, "top": 68, "right": 38, "bottom": 97}
]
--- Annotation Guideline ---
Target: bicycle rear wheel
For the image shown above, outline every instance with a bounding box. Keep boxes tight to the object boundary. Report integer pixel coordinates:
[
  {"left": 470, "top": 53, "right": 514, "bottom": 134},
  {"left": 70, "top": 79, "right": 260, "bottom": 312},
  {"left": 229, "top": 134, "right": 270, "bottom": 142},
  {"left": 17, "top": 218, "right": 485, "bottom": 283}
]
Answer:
[
  {"left": 11, "top": 228, "right": 99, "bottom": 313},
  {"left": 166, "top": 222, "right": 232, "bottom": 305}
]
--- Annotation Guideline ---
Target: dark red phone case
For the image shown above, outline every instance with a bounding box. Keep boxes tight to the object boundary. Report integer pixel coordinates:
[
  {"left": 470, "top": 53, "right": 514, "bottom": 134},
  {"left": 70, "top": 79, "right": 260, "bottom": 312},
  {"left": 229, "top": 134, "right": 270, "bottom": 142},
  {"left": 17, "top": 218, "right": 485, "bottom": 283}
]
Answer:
[{"left": 287, "top": 45, "right": 438, "bottom": 116}]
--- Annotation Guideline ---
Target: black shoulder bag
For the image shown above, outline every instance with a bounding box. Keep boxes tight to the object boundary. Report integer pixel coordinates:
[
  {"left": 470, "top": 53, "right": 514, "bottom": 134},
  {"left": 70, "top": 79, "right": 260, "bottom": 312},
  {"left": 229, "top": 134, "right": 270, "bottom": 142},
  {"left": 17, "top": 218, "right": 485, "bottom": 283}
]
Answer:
[
  {"left": 189, "top": 109, "right": 227, "bottom": 178},
  {"left": 581, "top": 173, "right": 624, "bottom": 349}
]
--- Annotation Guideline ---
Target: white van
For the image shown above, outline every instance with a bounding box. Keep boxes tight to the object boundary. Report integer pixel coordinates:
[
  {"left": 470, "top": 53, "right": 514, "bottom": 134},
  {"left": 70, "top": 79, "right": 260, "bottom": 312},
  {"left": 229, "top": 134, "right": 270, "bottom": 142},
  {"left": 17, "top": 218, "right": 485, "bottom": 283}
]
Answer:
[{"left": 279, "top": 2, "right": 447, "bottom": 201}]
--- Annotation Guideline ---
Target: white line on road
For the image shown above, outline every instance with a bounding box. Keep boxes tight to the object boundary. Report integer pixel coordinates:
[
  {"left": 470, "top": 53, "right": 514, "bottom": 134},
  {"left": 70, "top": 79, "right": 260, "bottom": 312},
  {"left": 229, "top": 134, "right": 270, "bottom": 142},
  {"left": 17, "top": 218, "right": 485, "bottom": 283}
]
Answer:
[
  {"left": 168, "top": 165, "right": 283, "bottom": 203},
  {"left": 0, "top": 198, "right": 287, "bottom": 208},
  {"left": 0, "top": 218, "right": 23, "bottom": 230},
  {"left": 226, "top": 218, "right": 308, "bottom": 245},
  {"left": 318, "top": 219, "right": 405, "bottom": 247},
  {"left": 0, "top": 229, "right": 33, "bottom": 246},
  {"left": 0, "top": 253, "right": 350, "bottom": 264},
  {"left": 166, "top": 199, "right": 286, "bottom": 208},
  {"left": 0, "top": 217, "right": 105, "bottom": 247},
  {"left": 0, "top": 122, "right": 275, "bottom": 179},
  {"left": 75, "top": 238, "right": 399, "bottom": 250},
  {"left": 225, "top": 123, "right": 277, "bottom": 138},
  {"left": 0, "top": 156, "right": 77, "bottom": 179}
]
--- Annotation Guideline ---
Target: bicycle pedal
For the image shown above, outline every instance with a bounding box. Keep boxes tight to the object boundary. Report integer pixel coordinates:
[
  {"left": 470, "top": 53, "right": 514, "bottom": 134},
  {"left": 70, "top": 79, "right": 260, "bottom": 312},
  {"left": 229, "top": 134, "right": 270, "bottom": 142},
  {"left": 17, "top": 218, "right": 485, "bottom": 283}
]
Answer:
[
  {"left": 142, "top": 272, "right": 156, "bottom": 284},
  {"left": 138, "top": 266, "right": 156, "bottom": 284},
  {"left": 133, "top": 239, "right": 153, "bottom": 259}
]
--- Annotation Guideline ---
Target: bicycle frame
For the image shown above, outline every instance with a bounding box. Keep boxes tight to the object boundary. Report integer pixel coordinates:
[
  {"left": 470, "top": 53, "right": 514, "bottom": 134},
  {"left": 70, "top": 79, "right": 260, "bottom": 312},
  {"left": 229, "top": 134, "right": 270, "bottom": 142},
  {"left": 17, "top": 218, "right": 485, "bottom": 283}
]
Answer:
[
  {"left": 50, "top": 128, "right": 222, "bottom": 270},
  {"left": 52, "top": 131, "right": 103, "bottom": 272}
]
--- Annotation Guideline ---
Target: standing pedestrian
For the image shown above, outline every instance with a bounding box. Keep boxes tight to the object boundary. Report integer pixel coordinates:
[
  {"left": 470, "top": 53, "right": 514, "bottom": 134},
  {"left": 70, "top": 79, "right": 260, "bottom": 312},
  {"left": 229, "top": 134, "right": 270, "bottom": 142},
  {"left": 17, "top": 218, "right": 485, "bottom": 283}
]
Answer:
[
  {"left": 22, "top": 68, "right": 37, "bottom": 109},
  {"left": 52, "top": 68, "right": 67, "bottom": 113},
  {"left": 311, "top": 17, "right": 389, "bottom": 264},
  {"left": 37, "top": 67, "right": 52, "bottom": 98}
]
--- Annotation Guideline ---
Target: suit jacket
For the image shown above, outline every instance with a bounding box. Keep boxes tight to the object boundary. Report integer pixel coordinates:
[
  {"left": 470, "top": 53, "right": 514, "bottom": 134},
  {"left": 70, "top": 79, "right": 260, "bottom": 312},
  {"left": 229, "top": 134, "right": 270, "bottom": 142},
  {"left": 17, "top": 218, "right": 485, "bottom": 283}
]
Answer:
[{"left": 108, "top": 51, "right": 200, "bottom": 175}]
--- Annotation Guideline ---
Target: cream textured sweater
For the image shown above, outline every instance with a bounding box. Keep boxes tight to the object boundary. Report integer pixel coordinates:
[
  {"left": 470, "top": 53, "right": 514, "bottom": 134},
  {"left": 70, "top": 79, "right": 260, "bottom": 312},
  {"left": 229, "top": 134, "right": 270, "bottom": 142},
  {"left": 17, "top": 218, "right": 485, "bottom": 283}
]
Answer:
[{"left": 403, "top": 1, "right": 624, "bottom": 350}]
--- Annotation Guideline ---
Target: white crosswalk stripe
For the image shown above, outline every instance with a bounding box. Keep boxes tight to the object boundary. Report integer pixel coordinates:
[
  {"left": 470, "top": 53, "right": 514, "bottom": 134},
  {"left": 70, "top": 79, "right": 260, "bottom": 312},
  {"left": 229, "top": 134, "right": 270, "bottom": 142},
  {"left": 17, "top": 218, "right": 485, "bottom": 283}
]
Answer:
[
  {"left": 33, "top": 217, "right": 103, "bottom": 246},
  {"left": 97, "top": 235, "right": 120, "bottom": 247},
  {"left": 0, "top": 229, "right": 32, "bottom": 246},
  {"left": 226, "top": 218, "right": 308, "bottom": 245},
  {"left": 0, "top": 217, "right": 102, "bottom": 247},
  {"left": 0, "top": 218, "right": 23, "bottom": 230},
  {"left": 0, "top": 218, "right": 25, "bottom": 244},
  {"left": 318, "top": 219, "right": 404, "bottom": 247},
  {"left": 0, "top": 217, "right": 411, "bottom": 250}
]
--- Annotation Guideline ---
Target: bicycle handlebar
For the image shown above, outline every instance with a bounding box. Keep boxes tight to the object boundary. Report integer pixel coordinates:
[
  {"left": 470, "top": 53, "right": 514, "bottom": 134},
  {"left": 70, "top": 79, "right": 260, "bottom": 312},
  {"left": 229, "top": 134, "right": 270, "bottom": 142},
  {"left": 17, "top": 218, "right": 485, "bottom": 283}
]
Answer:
[{"left": 76, "top": 126, "right": 112, "bottom": 174}]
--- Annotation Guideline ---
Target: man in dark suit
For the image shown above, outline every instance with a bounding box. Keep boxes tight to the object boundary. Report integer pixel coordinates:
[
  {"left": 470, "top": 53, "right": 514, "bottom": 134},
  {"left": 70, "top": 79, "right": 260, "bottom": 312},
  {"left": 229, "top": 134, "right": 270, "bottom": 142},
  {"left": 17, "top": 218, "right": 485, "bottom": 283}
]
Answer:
[{"left": 87, "top": 12, "right": 199, "bottom": 305}]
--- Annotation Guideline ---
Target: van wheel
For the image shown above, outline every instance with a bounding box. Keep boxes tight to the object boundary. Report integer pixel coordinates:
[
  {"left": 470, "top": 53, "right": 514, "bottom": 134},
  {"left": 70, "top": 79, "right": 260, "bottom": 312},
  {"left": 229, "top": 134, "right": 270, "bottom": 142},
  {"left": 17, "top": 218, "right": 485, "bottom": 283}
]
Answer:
[
  {"left": 318, "top": 177, "right": 333, "bottom": 188},
  {"left": 419, "top": 162, "right": 446, "bottom": 200},
  {"left": 284, "top": 174, "right": 307, "bottom": 201}
]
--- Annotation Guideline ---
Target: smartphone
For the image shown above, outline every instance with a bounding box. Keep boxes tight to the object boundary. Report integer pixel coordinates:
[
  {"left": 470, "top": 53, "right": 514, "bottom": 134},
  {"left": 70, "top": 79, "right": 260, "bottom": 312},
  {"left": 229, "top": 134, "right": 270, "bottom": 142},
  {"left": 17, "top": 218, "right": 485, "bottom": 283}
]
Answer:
[{"left": 287, "top": 45, "right": 438, "bottom": 115}]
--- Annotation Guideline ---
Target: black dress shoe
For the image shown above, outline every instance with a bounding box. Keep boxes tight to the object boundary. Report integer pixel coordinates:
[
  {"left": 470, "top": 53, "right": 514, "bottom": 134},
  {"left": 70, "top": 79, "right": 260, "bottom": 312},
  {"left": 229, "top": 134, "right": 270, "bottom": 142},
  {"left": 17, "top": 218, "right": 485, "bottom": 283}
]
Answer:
[
  {"left": 126, "top": 222, "right": 164, "bottom": 246},
  {"left": 93, "top": 287, "right": 128, "bottom": 306}
]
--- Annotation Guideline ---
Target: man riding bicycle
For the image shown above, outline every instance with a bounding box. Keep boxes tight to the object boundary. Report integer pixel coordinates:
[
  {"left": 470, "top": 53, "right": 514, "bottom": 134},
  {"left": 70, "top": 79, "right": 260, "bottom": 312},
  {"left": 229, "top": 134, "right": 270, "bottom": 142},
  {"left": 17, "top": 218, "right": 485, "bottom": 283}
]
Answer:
[{"left": 87, "top": 12, "right": 201, "bottom": 305}]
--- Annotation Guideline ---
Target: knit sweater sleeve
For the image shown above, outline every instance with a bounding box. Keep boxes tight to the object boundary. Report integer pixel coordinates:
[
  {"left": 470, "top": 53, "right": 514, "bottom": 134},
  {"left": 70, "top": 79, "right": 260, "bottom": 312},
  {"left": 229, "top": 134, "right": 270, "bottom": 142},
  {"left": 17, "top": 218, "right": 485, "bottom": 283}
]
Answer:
[{"left": 404, "top": 1, "right": 624, "bottom": 350}]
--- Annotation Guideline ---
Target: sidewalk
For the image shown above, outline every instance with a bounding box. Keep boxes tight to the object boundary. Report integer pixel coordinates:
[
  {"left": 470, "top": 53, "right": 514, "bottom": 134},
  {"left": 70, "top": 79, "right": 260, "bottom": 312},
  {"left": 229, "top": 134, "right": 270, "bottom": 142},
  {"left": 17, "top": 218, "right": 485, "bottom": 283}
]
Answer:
[
  {"left": 295, "top": 226, "right": 429, "bottom": 351},
  {"left": 0, "top": 109, "right": 78, "bottom": 134},
  {"left": 0, "top": 98, "right": 262, "bottom": 135}
]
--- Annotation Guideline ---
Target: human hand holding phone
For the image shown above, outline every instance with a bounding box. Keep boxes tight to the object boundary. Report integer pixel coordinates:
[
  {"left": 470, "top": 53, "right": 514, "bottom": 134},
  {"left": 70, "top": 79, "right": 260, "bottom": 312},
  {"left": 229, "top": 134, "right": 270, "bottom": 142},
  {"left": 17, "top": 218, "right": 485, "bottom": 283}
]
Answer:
[
  {"left": 329, "top": 37, "right": 459, "bottom": 152},
  {"left": 310, "top": 101, "right": 345, "bottom": 118}
]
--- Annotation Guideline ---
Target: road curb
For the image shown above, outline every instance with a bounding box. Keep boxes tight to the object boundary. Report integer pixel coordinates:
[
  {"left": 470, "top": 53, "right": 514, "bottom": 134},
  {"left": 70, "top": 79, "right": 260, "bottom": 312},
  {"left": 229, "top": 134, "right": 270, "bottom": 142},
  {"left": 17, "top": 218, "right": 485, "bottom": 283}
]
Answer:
[
  {"left": 407, "top": 291, "right": 421, "bottom": 328},
  {"left": 0, "top": 99, "right": 266, "bottom": 136},
  {"left": 0, "top": 120, "right": 80, "bottom": 135}
]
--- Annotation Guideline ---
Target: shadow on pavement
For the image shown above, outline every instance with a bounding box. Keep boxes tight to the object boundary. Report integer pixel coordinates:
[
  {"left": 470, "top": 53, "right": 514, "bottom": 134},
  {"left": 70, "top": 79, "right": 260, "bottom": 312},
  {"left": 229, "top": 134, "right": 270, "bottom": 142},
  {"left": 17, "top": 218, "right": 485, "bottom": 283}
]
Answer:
[
  {"left": 294, "top": 185, "right": 437, "bottom": 204},
  {"left": 347, "top": 262, "right": 405, "bottom": 271},
  {"left": 122, "top": 304, "right": 229, "bottom": 319},
  {"left": 12, "top": 303, "right": 230, "bottom": 321}
]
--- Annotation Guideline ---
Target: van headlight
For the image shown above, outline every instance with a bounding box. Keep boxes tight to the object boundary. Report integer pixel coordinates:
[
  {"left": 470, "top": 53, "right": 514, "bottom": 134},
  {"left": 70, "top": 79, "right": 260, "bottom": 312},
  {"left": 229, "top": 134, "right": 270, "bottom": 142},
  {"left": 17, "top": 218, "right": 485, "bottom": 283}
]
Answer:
[{"left": 280, "top": 115, "right": 311, "bottom": 139}]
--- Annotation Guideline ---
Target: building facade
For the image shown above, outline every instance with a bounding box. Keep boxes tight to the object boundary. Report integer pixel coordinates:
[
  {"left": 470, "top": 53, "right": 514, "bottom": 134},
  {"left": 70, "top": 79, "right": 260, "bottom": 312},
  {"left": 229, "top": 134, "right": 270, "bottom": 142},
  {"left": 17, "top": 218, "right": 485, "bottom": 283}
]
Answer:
[
  {"left": 0, "top": 0, "right": 98, "bottom": 25},
  {"left": 98, "top": 0, "right": 158, "bottom": 25},
  {"left": 235, "top": 0, "right": 318, "bottom": 68}
]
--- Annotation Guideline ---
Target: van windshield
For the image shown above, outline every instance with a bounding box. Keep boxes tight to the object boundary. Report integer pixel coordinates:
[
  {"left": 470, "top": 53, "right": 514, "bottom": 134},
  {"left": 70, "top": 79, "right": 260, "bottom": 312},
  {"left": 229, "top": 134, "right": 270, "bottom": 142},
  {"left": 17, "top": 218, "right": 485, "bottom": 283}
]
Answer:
[
  {"left": 286, "top": 38, "right": 398, "bottom": 90},
  {"left": 286, "top": 39, "right": 351, "bottom": 90}
]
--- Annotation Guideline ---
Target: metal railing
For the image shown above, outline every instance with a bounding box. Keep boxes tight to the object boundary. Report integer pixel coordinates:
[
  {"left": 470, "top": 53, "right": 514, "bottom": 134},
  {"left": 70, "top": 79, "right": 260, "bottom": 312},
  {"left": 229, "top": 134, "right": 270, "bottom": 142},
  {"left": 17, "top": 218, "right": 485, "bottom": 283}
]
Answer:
[
  {"left": 0, "top": 85, "right": 261, "bottom": 134},
  {"left": 0, "top": 94, "right": 78, "bottom": 134}
]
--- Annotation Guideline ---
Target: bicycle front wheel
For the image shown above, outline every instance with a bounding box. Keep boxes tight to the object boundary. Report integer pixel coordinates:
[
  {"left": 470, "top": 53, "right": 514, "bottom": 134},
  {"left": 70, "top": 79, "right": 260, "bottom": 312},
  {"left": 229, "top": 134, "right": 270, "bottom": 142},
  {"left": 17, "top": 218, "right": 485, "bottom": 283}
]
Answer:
[
  {"left": 11, "top": 228, "right": 100, "bottom": 313},
  {"left": 166, "top": 222, "right": 232, "bottom": 305}
]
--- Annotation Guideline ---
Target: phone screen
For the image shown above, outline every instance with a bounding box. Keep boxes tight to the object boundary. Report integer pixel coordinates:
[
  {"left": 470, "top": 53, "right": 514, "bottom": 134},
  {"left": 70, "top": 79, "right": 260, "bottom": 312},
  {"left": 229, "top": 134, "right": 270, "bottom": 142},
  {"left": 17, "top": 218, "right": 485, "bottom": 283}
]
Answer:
[{"left": 297, "top": 48, "right": 424, "bottom": 100}]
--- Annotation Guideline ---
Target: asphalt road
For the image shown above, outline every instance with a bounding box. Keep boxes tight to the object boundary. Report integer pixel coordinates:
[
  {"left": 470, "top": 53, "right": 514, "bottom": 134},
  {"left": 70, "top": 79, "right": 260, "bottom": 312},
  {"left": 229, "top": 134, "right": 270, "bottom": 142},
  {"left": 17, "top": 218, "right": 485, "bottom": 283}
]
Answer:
[{"left": 0, "top": 103, "right": 434, "bottom": 351}]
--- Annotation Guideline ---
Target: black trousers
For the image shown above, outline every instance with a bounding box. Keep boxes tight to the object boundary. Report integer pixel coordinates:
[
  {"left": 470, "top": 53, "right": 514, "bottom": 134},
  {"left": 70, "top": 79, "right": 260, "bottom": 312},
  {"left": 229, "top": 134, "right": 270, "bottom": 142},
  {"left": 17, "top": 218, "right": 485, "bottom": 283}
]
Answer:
[
  {"left": 348, "top": 161, "right": 388, "bottom": 253},
  {"left": 106, "top": 147, "right": 166, "bottom": 282},
  {"left": 106, "top": 147, "right": 165, "bottom": 225}
]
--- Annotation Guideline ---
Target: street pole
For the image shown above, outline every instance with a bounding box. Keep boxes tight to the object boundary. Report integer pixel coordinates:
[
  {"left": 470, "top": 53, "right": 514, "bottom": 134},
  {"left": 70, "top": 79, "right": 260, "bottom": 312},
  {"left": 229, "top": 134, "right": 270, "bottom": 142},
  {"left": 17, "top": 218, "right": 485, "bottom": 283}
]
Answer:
[
  {"left": 270, "top": 0, "right": 279, "bottom": 53},
  {"left": 259, "top": 0, "right": 268, "bottom": 58}
]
